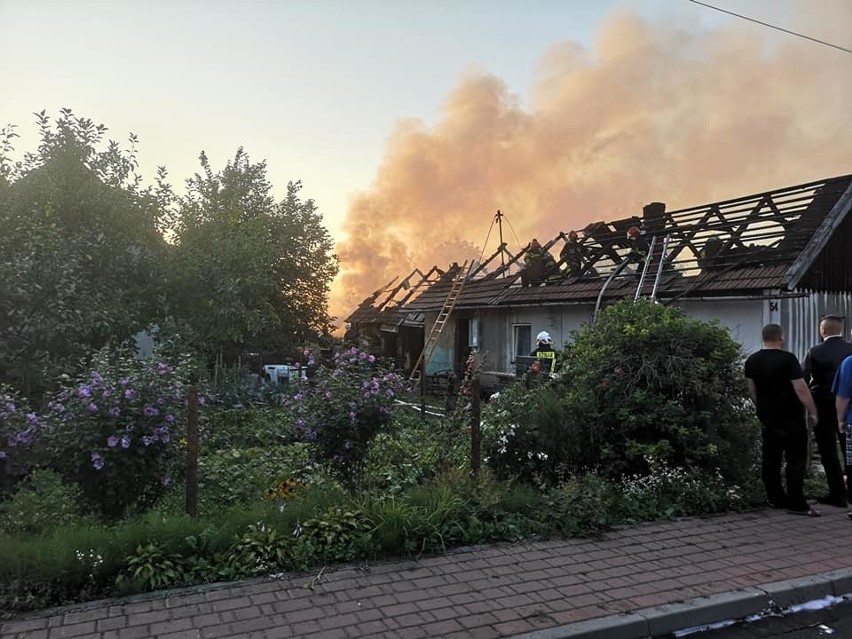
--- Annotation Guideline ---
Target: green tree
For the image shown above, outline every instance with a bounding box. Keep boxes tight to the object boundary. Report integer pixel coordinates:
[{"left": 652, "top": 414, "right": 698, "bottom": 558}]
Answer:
[
  {"left": 165, "top": 149, "right": 338, "bottom": 363},
  {"left": 0, "top": 111, "right": 166, "bottom": 395}
]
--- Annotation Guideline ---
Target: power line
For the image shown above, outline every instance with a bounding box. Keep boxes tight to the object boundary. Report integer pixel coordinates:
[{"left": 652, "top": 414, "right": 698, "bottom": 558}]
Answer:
[{"left": 686, "top": 0, "right": 852, "bottom": 56}]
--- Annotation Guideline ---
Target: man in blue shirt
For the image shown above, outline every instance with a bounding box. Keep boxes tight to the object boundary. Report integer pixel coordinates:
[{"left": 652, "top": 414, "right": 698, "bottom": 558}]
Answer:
[{"left": 833, "top": 353, "right": 852, "bottom": 512}]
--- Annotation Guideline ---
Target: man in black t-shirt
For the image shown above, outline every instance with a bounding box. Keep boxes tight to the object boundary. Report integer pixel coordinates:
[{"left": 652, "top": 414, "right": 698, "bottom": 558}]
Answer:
[{"left": 744, "top": 323, "right": 820, "bottom": 516}]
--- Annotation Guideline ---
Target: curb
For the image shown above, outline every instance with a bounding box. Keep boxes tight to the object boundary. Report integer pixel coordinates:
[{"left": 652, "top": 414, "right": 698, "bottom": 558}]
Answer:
[{"left": 510, "top": 568, "right": 852, "bottom": 639}]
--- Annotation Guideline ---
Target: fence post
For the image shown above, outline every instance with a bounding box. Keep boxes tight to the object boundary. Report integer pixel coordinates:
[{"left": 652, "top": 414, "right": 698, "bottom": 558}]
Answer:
[
  {"left": 186, "top": 385, "right": 199, "bottom": 518},
  {"left": 470, "top": 377, "right": 481, "bottom": 478},
  {"left": 468, "top": 353, "right": 481, "bottom": 478},
  {"left": 420, "top": 367, "right": 426, "bottom": 418}
]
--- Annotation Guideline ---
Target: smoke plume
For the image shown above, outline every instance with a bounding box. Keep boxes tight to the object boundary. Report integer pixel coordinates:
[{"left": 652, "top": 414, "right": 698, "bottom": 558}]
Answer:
[{"left": 333, "top": 1, "right": 852, "bottom": 322}]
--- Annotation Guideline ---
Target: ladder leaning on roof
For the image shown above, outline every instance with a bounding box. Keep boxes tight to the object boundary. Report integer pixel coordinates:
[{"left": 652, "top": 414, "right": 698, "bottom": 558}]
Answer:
[
  {"left": 594, "top": 234, "right": 672, "bottom": 320},
  {"left": 410, "top": 261, "right": 470, "bottom": 384}
]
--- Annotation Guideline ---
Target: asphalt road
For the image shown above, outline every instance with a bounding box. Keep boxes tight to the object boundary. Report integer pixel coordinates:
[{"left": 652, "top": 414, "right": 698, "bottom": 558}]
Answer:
[{"left": 686, "top": 599, "right": 852, "bottom": 638}]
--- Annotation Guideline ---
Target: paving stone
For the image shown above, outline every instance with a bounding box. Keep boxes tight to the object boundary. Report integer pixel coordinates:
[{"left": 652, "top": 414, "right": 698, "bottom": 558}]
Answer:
[{"left": 5, "top": 511, "right": 852, "bottom": 639}]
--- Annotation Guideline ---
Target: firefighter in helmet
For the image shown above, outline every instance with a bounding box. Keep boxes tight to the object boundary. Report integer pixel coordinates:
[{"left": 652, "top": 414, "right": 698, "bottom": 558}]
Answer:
[{"left": 530, "top": 330, "right": 557, "bottom": 374}]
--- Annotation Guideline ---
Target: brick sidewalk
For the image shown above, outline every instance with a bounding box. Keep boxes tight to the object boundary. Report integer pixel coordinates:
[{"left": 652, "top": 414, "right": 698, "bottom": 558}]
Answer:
[{"left": 3, "top": 508, "right": 851, "bottom": 639}]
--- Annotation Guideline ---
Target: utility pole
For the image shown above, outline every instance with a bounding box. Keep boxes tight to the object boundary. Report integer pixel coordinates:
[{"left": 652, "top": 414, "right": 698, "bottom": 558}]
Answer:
[{"left": 495, "top": 210, "right": 505, "bottom": 275}]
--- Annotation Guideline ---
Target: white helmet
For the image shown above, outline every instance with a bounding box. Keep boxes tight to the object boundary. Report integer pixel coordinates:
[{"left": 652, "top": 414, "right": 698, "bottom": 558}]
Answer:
[{"left": 536, "top": 331, "right": 553, "bottom": 345}]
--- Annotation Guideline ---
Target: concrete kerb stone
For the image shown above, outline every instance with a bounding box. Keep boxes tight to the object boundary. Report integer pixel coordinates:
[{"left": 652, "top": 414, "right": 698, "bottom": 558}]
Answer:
[
  {"left": 510, "top": 613, "right": 649, "bottom": 639},
  {"left": 825, "top": 568, "right": 852, "bottom": 598},
  {"left": 639, "top": 587, "right": 771, "bottom": 637},
  {"left": 759, "top": 574, "right": 836, "bottom": 609},
  {"left": 509, "top": 568, "right": 852, "bottom": 639}
]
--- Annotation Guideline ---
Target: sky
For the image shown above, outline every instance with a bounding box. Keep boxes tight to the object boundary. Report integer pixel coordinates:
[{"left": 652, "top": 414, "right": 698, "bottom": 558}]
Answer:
[{"left": 1, "top": 0, "right": 850, "bottom": 322}]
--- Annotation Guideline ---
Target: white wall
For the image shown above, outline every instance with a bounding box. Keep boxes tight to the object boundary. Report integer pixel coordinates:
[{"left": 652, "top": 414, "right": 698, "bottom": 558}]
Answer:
[
  {"left": 677, "top": 298, "right": 765, "bottom": 357},
  {"left": 426, "top": 292, "right": 852, "bottom": 375}
]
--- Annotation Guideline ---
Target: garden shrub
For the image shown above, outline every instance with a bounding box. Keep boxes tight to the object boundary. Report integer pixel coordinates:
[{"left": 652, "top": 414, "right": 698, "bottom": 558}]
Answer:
[
  {"left": 200, "top": 406, "right": 297, "bottom": 451},
  {"left": 286, "top": 346, "right": 408, "bottom": 486},
  {"left": 616, "top": 458, "right": 747, "bottom": 522},
  {"left": 0, "top": 469, "right": 90, "bottom": 535},
  {"left": 0, "top": 387, "right": 42, "bottom": 496},
  {"left": 361, "top": 409, "right": 465, "bottom": 495},
  {"left": 195, "top": 443, "right": 312, "bottom": 512},
  {"left": 42, "top": 349, "right": 188, "bottom": 519},
  {"left": 485, "top": 300, "right": 760, "bottom": 485}
]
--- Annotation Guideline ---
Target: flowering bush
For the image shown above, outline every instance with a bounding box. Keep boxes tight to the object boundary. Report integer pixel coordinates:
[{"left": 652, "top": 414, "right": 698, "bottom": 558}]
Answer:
[
  {"left": 43, "top": 350, "right": 188, "bottom": 519},
  {"left": 0, "top": 387, "right": 42, "bottom": 496},
  {"left": 482, "top": 383, "right": 585, "bottom": 483},
  {"left": 618, "top": 457, "right": 746, "bottom": 520},
  {"left": 285, "top": 346, "right": 409, "bottom": 485}
]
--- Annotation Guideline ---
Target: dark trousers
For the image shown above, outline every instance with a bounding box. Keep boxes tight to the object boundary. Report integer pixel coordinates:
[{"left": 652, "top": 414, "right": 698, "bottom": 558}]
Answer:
[
  {"left": 814, "top": 398, "right": 847, "bottom": 502},
  {"left": 761, "top": 420, "right": 809, "bottom": 511},
  {"left": 842, "top": 430, "right": 852, "bottom": 502}
]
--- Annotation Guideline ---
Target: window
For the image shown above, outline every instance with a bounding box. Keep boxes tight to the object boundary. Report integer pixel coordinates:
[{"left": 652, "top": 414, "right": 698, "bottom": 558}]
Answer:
[
  {"left": 513, "top": 324, "right": 531, "bottom": 360},
  {"left": 469, "top": 319, "right": 479, "bottom": 348}
]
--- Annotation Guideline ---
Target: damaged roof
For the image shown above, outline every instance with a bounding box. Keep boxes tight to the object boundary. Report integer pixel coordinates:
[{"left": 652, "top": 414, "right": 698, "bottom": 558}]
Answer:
[{"left": 352, "top": 173, "right": 852, "bottom": 320}]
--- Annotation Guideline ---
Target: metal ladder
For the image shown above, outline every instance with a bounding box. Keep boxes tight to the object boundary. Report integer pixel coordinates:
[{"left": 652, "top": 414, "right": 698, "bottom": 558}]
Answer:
[
  {"left": 635, "top": 235, "right": 671, "bottom": 301},
  {"left": 595, "top": 234, "right": 671, "bottom": 320},
  {"left": 410, "top": 261, "right": 470, "bottom": 383}
]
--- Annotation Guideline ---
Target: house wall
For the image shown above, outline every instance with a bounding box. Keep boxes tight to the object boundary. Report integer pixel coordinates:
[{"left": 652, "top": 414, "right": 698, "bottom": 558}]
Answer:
[
  {"left": 781, "top": 290, "right": 852, "bottom": 361},
  {"left": 422, "top": 310, "right": 455, "bottom": 375},
  {"left": 677, "top": 298, "right": 765, "bottom": 357},
  {"left": 424, "top": 291, "right": 852, "bottom": 376}
]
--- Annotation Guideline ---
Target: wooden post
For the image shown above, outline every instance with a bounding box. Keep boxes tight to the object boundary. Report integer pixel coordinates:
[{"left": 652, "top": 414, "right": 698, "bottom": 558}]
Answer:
[
  {"left": 469, "top": 356, "right": 481, "bottom": 478},
  {"left": 420, "top": 366, "right": 426, "bottom": 418},
  {"left": 186, "top": 385, "right": 199, "bottom": 518}
]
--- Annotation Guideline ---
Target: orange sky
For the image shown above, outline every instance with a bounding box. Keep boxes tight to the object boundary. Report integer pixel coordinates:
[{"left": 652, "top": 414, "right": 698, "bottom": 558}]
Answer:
[{"left": 332, "top": 1, "right": 852, "bottom": 324}]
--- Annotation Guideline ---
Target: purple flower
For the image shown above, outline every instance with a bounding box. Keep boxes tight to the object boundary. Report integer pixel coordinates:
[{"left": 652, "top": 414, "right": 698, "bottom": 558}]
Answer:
[
  {"left": 109, "top": 406, "right": 121, "bottom": 418},
  {"left": 26, "top": 412, "right": 39, "bottom": 426},
  {"left": 120, "top": 378, "right": 130, "bottom": 386},
  {"left": 102, "top": 389, "right": 112, "bottom": 399},
  {"left": 164, "top": 414, "right": 175, "bottom": 424},
  {"left": 120, "top": 434, "right": 131, "bottom": 448},
  {"left": 4, "top": 402, "right": 15, "bottom": 413},
  {"left": 87, "top": 402, "right": 98, "bottom": 413},
  {"left": 367, "top": 355, "right": 376, "bottom": 363},
  {"left": 142, "top": 435, "right": 152, "bottom": 446},
  {"left": 157, "top": 362, "right": 169, "bottom": 374},
  {"left": 124, "top": 389, "right": 137, "bottom": 400},
  {"left": 107, "top": 435, "right": 118, "bottom": 448},
  {"left": 78, "top": 386, "right": 92, "bottom": 398},
  {"left": 91, "top": 371, "right": 104, "bottom": 385},
  {"left": 91, "top": 452, "right": 104, "bottom": 470},
  {"left": 143, "top": 405, "right": 159, "bottom": 417},
  {"left": 0, "top": 451, "right": 6, "bottom": 460},
  {"left": 385, "top": 389, "right": 395, "bottom": 398}
]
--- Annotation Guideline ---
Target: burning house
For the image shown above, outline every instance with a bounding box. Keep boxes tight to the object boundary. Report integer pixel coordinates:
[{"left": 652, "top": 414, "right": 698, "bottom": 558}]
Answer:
[{"left": 346, "top": 174, "right": 852, "bottom": 379}]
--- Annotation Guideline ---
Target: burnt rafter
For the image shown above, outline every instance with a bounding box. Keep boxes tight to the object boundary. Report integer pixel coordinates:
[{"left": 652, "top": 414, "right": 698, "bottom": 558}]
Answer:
[{"left": 362, "top": 174, "right": 852, "bottom": 319}]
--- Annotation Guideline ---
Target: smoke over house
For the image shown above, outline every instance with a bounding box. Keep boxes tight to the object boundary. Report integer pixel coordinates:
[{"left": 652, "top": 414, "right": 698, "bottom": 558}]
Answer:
[{"left": 332, "top": 1, "right": 852, "bottom": 322}]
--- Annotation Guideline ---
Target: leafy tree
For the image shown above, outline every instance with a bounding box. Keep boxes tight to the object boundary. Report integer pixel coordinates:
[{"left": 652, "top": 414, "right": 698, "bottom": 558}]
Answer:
[
  {"left": 0, "top": 111, "right": 166, "bottom": 395},
  {"left": 0, "top": 111, "right": 338, "bottom": 391},
  {"left": 164, "top": 149, "right": 338, "bottom": 363}
]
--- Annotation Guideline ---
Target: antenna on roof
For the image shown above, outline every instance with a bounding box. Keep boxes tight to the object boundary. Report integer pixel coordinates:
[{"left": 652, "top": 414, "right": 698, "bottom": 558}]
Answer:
[{"left": 495, "top": 210, "right": 505, "bottom": 275}]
